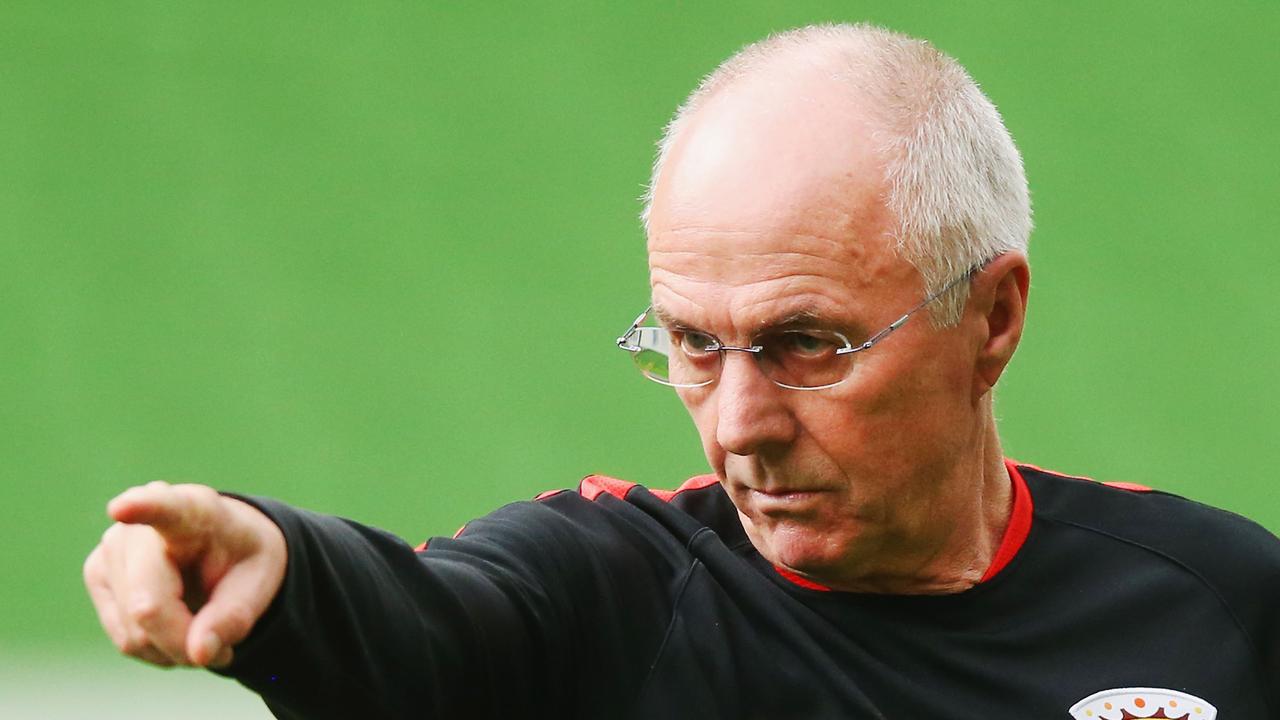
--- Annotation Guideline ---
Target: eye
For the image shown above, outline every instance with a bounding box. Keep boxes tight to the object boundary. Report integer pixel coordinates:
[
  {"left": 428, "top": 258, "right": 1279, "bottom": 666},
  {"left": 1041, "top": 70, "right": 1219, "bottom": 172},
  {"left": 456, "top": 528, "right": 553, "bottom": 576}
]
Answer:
[
  {"left": 777, "top": 331, "right": 839, "bottom": 358},
  {"left": 675, "top": 330, "right": 719, "bottom": 356}
]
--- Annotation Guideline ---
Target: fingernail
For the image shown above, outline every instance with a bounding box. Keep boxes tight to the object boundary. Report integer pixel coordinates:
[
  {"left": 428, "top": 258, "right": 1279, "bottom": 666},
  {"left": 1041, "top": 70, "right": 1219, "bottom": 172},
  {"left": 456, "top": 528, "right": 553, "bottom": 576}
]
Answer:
[
  {"left": 199, "top": 632, "right": 223, "bottom": 665},
  {"left": 210, "top": 645, "right": 234, "bottom": 669}
]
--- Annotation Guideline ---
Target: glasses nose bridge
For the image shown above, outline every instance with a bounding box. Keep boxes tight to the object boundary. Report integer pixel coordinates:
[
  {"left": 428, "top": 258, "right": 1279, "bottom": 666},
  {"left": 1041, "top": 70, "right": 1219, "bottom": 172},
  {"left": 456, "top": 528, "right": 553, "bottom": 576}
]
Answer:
[{"left": 714, "top": 343, "right": 772, "bottom": 387}]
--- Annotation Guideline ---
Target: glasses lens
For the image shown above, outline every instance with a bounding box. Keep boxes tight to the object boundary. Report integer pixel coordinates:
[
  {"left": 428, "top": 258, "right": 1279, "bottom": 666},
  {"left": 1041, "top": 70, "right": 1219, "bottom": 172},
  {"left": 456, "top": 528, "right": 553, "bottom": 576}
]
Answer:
[
  {"left": 623, "top": 325, "right": 854, "bottom": 390},
  {"left": 629, "top": 327, "right": 718, "bottom": 387},
  {"left": 757, "top": 330, "right": 854, "bottom": 389},
  {"left": 631, "top": 328, "right": 671, "bottom": 382}
]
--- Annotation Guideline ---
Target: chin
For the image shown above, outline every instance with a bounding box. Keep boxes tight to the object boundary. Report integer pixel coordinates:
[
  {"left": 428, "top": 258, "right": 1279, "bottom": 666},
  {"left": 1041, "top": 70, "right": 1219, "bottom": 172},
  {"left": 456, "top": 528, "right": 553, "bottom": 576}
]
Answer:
[{"left": 760, "top": 520, "right": 854, "bottom": 575}]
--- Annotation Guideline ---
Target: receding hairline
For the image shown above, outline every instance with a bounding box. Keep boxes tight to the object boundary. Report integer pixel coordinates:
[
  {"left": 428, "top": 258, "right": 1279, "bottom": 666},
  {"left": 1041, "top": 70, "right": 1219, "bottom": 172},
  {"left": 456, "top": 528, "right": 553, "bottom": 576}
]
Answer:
[
  {"left": 642, "top": 23, "right": 926, "bottom": 228},
  {"left": 642, "top": 23, "right": 1033, "bottom": 328}
]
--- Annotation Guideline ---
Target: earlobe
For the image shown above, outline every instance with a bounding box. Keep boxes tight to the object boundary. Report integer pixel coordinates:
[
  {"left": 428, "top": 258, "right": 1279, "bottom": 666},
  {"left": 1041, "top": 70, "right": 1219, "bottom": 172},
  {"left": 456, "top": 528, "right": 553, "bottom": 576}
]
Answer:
[{"left": 974, "top": 253, "right": 1030, "bottom": 394}]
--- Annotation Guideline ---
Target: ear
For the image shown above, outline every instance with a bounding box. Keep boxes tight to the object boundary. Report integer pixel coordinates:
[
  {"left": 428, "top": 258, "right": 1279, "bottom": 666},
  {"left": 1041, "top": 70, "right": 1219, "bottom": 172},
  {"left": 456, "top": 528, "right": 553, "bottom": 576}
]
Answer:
[{"left": 971, "top": 252, "right": 1030, "bottom": 396}]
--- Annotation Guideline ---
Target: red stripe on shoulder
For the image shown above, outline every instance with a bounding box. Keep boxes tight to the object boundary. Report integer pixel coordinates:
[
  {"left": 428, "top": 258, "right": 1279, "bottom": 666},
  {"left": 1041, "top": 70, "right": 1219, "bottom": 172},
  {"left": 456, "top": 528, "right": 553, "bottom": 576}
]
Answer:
[
  {"left": 579, "top": 474, "right": 639, "bottom": 502},
  {"left": 1101, "top": 481, "right": 1153, "bottom": 492},
  {"left": 535, "top": 473, "right": 720, "bottom": 504},
  {"left": 1012, "top": 460, "right": 1099, "bottom": 483},
  {"left": 414, "top": 540, "right": 428, "bottom": 552}
]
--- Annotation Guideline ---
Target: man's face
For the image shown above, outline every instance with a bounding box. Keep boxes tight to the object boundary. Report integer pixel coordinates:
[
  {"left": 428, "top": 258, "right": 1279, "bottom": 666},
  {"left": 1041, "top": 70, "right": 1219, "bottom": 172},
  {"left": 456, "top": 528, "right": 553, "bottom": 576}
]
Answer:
[{"left": 645, "top": 70, "right": 987, "bottom": 585}]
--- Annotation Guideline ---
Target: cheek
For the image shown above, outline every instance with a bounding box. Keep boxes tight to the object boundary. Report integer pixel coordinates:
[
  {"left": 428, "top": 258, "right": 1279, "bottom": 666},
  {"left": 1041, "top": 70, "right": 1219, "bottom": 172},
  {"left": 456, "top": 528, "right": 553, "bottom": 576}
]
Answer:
[
  {"left": 677, "top": 389, "right": 726, "bottom": 468},
  {"left": 808, "top": 361, "right": 970, "bottom": 472}
]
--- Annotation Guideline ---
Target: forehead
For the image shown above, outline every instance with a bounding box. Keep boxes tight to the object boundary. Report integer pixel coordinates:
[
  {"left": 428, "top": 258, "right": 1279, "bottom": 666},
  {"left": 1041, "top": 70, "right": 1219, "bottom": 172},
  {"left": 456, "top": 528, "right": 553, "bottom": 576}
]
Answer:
[
  {"left": 646, "top": 67, "right": 913, "bottom": 331},
  {"left": 646, "top": 223, "right": 909, "bottom": 335},
  {"left": 651, "top": 62, "right": 887, "bottom": 234}
]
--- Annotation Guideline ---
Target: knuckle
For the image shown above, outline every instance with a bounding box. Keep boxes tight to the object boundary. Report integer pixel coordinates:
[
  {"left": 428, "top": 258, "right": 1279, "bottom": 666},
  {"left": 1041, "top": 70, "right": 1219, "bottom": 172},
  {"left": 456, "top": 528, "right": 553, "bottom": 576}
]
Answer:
[
  {"left": 83, "top": 548, "right": 103, "bottom": 581},
  {"left": 103, "top": 521, "right": 149, "bottom": 546},
  {"left": 90, "top": 603, "right": 127, "bottom": 644},
  {"left": 101, "top": 522, "right": 157, "bottom": 554},
  {"left": 182, "top": 485, "right": 224, "bottom": 530},
  {"left": 101, "top": 523, "right": 123, "bottom": 544},
  {"left": 118, "top": 631, "right": 150, "bottom": 656},
  {"left": 183, "top": 484, "right": 222, "bottom": 511},
  {"left": 181, "top": 483, "right": 217, "bottom": 499},
  {"left": 127, "top": 594, "right": 164, "bottom": 625},
  {"left": 101, "top": 622, "right": 128, "bottom": 648}
]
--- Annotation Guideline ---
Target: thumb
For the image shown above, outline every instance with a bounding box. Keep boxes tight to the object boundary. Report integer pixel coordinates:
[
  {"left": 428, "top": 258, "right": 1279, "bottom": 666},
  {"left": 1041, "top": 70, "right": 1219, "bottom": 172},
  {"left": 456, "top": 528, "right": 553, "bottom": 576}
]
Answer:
[
  {"left": 185, "top": 555, "right": 282, "bottom": 668},
  {"left": 183, "top": 500, "right": 287, "bottom": 668}
]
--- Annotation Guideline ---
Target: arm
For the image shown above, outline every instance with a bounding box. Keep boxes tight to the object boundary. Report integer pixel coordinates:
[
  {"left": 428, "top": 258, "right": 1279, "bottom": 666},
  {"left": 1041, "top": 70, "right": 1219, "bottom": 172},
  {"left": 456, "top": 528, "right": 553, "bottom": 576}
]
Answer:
[
  {"left": 87, "top": 484, "right": 681, "bottom": 718},
  {"left": 221, "top": 494, "right": 681, "bottom": 718}
]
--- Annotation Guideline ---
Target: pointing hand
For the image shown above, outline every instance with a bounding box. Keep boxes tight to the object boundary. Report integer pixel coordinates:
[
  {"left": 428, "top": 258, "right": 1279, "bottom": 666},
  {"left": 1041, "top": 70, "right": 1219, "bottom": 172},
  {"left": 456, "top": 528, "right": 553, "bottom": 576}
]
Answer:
[{"left": 83, "top": 482, "right": 287, "bottom": 668}]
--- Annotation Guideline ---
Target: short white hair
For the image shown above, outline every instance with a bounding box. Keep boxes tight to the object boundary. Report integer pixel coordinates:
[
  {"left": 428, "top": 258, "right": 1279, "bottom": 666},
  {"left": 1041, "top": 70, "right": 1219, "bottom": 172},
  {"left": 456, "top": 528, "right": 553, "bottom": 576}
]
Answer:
[{"left": 642, "top": 23, "right": 1032, "bottom": 325}]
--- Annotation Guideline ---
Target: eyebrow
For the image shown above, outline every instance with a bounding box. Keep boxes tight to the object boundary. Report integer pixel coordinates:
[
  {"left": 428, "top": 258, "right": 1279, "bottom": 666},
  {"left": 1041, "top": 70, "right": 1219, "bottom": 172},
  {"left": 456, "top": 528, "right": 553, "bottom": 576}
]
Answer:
[
  {"left": 649, "top": 305, "right": 844, "bottom": 333},
  {"left": 767, "top": 309, "right": 832, "bottom": 331},
  {"left": 649, "top": 304, "right": 682, "bottom": 328}
]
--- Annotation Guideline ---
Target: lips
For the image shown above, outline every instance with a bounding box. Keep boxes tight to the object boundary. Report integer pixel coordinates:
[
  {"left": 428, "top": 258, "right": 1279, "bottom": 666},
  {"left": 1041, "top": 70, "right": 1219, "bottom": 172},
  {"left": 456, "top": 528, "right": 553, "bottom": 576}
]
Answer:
[
  {"left": 749, "top": 482, "right": 829, "bottom": 496},
  {"left": 754, "top": 488, "right": 821, "bottom": 498},
  {"left": 748, "top": 488, "right": 829, "bottom": 511}
]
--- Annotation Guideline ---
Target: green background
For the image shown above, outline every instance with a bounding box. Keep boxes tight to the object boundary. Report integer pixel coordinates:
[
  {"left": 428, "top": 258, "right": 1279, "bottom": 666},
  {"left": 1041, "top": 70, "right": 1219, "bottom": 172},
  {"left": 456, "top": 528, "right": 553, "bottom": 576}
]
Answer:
[{"left": 2, "top": 2, "right": 1277, "bottom": 715}]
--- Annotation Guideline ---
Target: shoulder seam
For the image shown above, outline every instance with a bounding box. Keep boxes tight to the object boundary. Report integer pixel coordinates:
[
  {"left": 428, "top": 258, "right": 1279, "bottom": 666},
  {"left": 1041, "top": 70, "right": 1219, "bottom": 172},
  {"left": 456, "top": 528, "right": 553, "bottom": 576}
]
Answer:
[{"left": 633, "top": 558, "right": 702, "bottom": 701}]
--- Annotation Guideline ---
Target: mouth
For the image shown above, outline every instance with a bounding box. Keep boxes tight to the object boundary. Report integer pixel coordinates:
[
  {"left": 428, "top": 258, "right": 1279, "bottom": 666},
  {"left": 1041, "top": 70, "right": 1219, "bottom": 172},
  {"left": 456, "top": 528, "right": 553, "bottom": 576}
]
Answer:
[{"left": 748, "top": 487, "right": 829, "bottom": 511}]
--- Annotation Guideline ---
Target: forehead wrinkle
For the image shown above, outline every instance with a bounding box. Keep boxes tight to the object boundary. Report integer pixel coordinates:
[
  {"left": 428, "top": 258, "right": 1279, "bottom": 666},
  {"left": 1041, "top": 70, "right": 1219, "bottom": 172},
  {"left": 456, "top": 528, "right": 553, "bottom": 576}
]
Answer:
[
  {"left": 654, "top": 225, "right": 858, "bottom": 244},
  {"left": 649, "top": 226, "right": 881, "bottom": 279},
  {"left": 648, "top": 249, "right": 873, "bottom": 284},
  {"left": 650, "top": 248, "right": 855, "bottom": 262},
  {"left": 732, "top": 291, "right": 858, "bottom": 330},
  {"left": 650, "top": 268, "right": 861, "bottom": 296},
  {"left": 651, "top": 298, "right": 851, "bottom": 338},
  {"left": 651, "top": 273, "right": 859, "bottom": 333},
  {"left": 650, "top": 228, "right": 863, "bottom": 258}
]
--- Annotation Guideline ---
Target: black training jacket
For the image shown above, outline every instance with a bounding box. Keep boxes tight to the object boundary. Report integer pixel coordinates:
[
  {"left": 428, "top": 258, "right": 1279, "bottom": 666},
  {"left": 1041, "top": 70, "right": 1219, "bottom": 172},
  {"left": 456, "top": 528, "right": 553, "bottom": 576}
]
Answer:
[{"left": 222, "top": 462, "right": 1280, "bottom": 719}]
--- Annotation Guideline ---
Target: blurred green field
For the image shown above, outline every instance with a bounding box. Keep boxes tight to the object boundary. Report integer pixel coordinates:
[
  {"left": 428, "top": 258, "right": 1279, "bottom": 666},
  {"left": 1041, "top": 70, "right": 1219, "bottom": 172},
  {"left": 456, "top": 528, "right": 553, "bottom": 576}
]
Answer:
[{"left": 2, "top": 1, "right": 1277, "bottom": 713}]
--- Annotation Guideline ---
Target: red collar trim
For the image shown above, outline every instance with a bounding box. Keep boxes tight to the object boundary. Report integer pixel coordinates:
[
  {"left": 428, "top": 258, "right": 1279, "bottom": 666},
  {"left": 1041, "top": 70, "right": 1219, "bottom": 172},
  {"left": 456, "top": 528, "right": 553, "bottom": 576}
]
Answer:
[
  {"left": 773, "top": 459, "right": 1034, "bottom": 591},
  {"left": 773, "top": 565, "right": 831, "bottom": 592},
  {"left": 979, "top": 459, "right": 1034, "bottom": 582}
]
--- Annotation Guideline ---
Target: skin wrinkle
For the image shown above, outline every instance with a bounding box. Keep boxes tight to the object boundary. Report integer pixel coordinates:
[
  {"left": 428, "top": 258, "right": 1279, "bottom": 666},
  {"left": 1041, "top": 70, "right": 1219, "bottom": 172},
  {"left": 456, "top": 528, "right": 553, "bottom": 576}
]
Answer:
[
  {"left": 648, "top": 242, "right": 900, "bottom": 342},
  {"left": 651, "top": 248, "right": 852, "bottom": 262},
  {"left": 650, "top": 248, "right": 868, "bottom": 275},
  {"left": 649, "top": 269, "right": 848, "bottom": 288},
  {"left": 649, "top": 283, "right": 858, "bottom": 347},
  {"left": 655, "top": 228, "right": 857, "bottom": 250},
  {"left": 649, "top": 304, "right": 847, "bottom": 336},
  {"left": 649, "top": 278, "right": 855, "bottom": 319}
]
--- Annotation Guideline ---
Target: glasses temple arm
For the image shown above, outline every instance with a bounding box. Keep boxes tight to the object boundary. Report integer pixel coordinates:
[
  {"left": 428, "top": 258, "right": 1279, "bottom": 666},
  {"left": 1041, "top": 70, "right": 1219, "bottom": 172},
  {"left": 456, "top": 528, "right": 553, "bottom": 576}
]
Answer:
[
  {"left": 616, "top": 306, "right": 652, "bottom": 350},
  {"left": 837, "top": 265, "right": 982, "bottom": 355}
]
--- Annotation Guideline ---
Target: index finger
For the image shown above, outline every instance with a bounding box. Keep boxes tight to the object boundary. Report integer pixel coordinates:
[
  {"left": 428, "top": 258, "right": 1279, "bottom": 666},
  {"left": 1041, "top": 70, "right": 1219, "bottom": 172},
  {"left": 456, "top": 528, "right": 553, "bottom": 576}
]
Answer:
[{"left": 107, "top": 482, "right": 221, "bottom": 546}]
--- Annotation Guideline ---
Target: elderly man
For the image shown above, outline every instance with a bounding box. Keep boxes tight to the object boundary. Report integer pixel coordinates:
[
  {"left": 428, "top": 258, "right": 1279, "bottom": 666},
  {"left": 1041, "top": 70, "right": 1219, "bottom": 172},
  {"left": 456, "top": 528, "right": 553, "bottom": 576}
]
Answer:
[{"left": 84, "top": 23, "right": 1279, "bottom": 718}]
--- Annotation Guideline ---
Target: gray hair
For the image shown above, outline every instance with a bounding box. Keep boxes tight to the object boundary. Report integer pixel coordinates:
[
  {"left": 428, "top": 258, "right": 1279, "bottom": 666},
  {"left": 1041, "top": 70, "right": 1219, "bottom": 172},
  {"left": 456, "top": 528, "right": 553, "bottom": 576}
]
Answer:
[{"left": 641, "top": 23, "right": 1032, "bottom": 325}]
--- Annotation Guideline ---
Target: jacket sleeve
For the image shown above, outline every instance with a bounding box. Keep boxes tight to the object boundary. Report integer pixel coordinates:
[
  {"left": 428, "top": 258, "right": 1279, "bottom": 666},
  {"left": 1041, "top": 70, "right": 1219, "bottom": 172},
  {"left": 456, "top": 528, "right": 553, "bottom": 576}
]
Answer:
[{"left": 218, "top": 492, "right": 686, "bottom": 719}]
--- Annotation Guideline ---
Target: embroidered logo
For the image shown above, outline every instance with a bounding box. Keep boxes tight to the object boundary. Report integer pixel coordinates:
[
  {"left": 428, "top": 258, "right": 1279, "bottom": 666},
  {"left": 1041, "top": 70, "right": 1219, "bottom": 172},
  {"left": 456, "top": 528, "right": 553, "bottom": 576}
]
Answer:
[{"left": 1070, "top": 688, "right": 1216, "bottom": 719}]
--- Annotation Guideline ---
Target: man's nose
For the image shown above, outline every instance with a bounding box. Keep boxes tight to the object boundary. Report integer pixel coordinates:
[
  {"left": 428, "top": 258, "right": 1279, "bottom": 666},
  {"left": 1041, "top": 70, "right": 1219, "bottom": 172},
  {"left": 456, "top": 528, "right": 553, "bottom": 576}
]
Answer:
[{"left": 713, "top": 351, "right": 798, "bottom": 456}]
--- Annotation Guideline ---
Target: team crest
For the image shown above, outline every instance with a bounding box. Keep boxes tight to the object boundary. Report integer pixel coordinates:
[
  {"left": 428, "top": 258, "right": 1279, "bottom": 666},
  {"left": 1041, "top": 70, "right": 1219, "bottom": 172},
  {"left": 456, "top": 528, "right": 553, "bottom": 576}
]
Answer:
[{"left": 1069, "top": 688, "right": 1216, "bottom": 719}]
